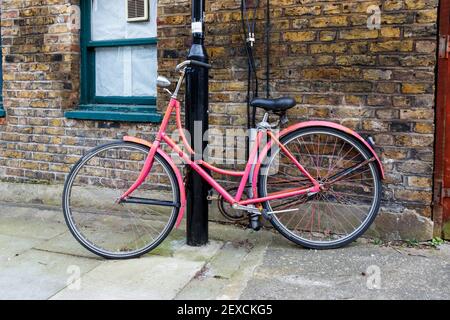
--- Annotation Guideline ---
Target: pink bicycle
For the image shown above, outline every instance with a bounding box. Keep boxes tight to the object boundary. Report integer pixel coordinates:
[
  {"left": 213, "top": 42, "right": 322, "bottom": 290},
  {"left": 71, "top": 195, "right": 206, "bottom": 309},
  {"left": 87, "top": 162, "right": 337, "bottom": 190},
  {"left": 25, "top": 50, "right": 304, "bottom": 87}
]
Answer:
[{"left": 63, "top": 60, "right": 384, "bottom": 259}]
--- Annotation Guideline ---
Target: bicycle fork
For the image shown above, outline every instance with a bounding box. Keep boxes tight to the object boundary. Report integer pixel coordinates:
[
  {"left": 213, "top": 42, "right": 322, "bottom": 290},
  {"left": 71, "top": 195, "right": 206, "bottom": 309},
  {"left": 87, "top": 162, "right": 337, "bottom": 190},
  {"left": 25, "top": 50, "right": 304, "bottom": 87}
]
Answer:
[{"left": 117, "top": 139, "right": 160, "bottom": 202}]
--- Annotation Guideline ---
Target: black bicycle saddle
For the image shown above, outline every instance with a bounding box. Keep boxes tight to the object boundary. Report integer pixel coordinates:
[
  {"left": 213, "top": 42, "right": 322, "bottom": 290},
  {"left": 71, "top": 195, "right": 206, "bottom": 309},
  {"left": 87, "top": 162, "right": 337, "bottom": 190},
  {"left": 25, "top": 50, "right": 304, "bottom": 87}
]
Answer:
[{"left": 250, "top": 97, "right": 297, "bottom": 114}]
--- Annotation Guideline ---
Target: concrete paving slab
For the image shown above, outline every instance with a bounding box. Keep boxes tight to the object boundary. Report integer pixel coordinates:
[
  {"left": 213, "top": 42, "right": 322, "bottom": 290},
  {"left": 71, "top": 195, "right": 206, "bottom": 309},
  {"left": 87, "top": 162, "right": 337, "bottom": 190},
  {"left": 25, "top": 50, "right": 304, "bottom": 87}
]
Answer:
[
  {"left": 0, "top": 249, "right": 101, "bottom": 300},
  {"left": 51, "top": 256, "right": 205, "bottom": 300},
  {"left": 0, "top": 234, "right": 43, "bottom": 263},
  {"left": 1, "top": 203, "right": 449, "bottom": 300},
  {"left": 217, "top": 239, "right": 271, "bottom": 300},
  {"left": 176, "top": 236, "right": 273, "bottom": 300},
  {"left": 33, "top": 231, "right": 101, "bottom": 260},
  {"left": 174, "top": 240, "right": 224, "bottom": 262},
  {"left": 174, "top": 242, "right": 248, "bottom": 300},
  {"left": 147, "top": 230, "right": 187, "bottom": 258},
  {"left": 176, "top": 276, "right": 228, "bottom": 300},
  {"left": 0, "top": 204, "right": 66, "bottom": 240},
  {"left": 241, "top": 242, "right": 450, "bottom": 300},
  {"left": 204, "top": 242, "right": 251, "bottom": 280}
]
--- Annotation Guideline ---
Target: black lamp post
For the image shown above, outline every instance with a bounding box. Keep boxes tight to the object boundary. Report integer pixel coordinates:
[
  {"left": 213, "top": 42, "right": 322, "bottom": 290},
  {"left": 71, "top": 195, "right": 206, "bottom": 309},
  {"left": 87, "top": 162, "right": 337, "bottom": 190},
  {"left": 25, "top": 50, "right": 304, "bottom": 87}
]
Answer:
[{"left": 185, "top": 0, "right": 209, "bottom": 246}]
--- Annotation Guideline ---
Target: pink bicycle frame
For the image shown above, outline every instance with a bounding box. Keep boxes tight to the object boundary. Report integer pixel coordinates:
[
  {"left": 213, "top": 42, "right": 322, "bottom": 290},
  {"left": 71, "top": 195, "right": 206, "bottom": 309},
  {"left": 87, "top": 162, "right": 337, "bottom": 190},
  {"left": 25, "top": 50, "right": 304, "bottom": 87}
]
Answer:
[{"left": 119, "top": 97, "right": 321, "bottom": 227}]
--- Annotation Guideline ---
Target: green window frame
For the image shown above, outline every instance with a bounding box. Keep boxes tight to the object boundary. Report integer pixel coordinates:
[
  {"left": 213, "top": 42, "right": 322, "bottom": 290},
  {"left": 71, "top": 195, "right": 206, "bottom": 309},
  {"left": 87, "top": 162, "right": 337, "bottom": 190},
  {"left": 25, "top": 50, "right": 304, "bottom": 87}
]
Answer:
[
  {"left": 0, "top": 17, "right": 4, "bottom": 118},
  {"left": 65, "top": 0, "right": 161, "bottom": 122}
]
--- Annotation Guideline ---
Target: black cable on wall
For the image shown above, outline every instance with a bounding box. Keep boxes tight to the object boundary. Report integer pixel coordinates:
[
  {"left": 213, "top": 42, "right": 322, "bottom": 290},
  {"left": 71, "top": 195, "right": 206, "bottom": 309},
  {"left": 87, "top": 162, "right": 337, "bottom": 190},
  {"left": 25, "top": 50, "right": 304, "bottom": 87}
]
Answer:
[
  {"left": 241, "top": 0, "right": 259, "bottom": 130},
  {"left": 265, "top": 0, "right": 271, "bottom": 99}
]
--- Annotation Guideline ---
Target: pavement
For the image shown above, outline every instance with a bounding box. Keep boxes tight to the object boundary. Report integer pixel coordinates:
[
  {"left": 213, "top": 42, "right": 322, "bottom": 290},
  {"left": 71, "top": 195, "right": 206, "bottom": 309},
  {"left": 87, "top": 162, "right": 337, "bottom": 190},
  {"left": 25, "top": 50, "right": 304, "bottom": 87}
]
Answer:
[{"left": 0, "top": 202, "right": 449, "bottom": 300}]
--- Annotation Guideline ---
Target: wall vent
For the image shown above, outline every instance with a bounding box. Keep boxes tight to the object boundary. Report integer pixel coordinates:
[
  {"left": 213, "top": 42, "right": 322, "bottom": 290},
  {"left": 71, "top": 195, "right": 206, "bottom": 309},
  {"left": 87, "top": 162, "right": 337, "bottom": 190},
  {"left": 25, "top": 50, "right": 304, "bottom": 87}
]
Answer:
[{"left": 126, "top": 0, "right": 149, "bottom": 22}]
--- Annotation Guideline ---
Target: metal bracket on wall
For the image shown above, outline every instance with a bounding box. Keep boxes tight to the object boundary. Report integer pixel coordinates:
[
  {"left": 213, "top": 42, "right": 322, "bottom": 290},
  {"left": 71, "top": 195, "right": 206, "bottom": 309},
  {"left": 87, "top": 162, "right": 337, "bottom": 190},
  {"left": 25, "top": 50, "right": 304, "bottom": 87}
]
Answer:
[{"left": 439, "top": 35, "right": 450, "bottom": 59}]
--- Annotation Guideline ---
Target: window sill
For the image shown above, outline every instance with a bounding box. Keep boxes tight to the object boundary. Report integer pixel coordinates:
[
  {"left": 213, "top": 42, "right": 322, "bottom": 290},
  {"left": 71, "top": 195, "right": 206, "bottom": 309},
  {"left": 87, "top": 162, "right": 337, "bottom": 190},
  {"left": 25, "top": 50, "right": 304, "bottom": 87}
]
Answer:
[{"left": 65, "top": 104, "right": 162, "bottom": 123}]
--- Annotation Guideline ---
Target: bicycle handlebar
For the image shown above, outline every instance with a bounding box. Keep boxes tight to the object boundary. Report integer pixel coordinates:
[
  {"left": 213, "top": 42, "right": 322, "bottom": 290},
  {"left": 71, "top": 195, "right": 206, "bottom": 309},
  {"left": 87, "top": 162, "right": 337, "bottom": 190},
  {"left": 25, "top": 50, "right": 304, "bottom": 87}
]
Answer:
[{"left": 175, "top": 60, "right": 212, "bottom": 72}]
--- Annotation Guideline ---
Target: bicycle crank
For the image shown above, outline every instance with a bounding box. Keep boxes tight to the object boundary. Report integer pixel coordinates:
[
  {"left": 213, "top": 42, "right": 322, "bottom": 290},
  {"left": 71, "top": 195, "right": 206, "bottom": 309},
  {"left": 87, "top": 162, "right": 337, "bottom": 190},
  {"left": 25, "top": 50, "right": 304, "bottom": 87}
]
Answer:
[
  {"left": 266, "top": 208, "right": 300, "bottom": 215},
  {"left": 217, "top": 187, "right": 250, "bottom": 222}
]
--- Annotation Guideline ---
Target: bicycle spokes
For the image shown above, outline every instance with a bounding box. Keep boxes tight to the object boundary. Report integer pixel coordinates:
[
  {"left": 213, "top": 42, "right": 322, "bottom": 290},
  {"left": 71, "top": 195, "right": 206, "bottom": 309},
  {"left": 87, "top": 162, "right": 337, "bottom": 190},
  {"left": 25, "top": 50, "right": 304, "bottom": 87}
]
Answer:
[
  {"left": 63, "top": 143, "right": 180, "bottom": 259},
  {"left": 260, "top": 129, "right": 380, "bottom": 247}
]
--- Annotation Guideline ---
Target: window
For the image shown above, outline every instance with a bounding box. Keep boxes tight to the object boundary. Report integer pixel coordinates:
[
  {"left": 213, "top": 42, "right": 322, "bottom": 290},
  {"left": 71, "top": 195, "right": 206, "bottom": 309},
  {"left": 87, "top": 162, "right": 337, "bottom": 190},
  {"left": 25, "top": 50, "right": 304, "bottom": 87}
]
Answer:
[{"left": 65, "top": 0, "right": 161, "bottom": 122}]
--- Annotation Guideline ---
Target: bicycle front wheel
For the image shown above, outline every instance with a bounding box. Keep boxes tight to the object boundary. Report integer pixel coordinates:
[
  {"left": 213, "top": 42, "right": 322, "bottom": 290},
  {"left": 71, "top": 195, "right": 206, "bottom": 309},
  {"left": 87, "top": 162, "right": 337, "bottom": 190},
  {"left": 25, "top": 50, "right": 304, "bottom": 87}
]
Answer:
[
  {"left": 62, "top": 142, "right": 180, "bottom": 259},
  {"left": 258, "top": 127, "right": 382, "bottom": 249}
]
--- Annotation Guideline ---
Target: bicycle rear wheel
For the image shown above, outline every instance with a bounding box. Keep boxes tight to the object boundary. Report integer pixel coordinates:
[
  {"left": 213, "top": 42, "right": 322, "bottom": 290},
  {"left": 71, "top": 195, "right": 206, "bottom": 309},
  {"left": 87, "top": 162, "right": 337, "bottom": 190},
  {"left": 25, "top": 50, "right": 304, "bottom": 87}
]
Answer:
[
  {"left": 258, "top": 127, "right": 382, "bottom": 249},
  {"left": 62, "top": 142, "right": 180, "bottom": 259}
]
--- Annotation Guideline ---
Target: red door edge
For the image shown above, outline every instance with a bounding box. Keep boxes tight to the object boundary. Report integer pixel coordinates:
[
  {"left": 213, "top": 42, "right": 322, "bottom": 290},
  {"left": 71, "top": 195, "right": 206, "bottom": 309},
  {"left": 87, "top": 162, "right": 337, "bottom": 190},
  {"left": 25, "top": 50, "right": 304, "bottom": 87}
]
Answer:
[{"left": 433, "top": 0, "right": 450, "bottom": 239}]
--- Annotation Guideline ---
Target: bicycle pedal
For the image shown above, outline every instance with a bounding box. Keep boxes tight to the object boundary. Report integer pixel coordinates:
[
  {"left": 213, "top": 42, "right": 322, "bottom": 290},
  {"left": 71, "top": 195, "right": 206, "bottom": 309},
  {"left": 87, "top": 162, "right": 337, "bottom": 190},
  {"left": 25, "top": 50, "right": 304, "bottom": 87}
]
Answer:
[{"left": 249, "top": 213, "right": 262, "bottom": 231}]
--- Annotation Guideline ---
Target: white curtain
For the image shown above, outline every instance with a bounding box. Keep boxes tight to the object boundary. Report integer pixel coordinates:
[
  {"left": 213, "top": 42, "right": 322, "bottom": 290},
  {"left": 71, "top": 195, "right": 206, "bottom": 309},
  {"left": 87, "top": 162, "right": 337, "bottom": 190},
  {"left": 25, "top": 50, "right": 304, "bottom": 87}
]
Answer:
[
  {"left": 96, "top": 46, "right": 157, "bottom": 97},
  {"left": 91, "top": 0, "right": 157, "bottom": 40},
  {"left": 91, "top": 0, "right": 158, "bottom": 97}
]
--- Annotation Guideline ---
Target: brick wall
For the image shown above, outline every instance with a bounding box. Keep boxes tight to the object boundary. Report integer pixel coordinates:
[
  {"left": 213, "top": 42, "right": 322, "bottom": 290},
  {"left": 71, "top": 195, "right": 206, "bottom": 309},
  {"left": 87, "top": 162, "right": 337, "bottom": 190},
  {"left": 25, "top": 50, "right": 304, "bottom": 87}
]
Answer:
[
  {"left": 204, "top": 0, "right": 438, "bottom": 239},
  {"left": 0, "top": 0, "right": 439, "bottom": 239}
]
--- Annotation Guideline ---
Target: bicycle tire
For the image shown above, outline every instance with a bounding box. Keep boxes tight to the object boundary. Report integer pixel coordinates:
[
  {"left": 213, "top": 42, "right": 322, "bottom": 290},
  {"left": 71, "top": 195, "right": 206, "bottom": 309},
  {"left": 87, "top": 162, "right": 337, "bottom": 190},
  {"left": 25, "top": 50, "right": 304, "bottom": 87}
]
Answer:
[
  {"left": 62, "top": 141, "right": 180, "bottom": 259},
  {"left": 258, "top": 127, "right": 382, "bottom": 249}
]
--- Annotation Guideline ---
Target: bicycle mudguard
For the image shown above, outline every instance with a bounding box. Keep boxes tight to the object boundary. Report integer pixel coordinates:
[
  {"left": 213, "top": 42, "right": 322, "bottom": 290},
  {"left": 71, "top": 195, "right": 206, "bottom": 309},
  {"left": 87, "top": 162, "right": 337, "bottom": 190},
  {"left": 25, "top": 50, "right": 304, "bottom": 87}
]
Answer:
[
  {"left": 251, "top": 121, "right": 385, "bottom": 197},
  {"left": 123, "top": 136, "right": 186, "bottom": 229}
]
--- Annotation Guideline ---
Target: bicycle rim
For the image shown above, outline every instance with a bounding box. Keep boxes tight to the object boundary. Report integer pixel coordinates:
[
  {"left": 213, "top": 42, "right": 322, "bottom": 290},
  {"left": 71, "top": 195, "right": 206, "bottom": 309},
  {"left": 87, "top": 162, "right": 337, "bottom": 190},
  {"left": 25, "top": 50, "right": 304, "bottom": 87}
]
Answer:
[
  {"left": 259, "top": 128, "right": 381, "bottom": 249},
  {"left": 63, "top": 142, "right": 179, "bottom": 259}
]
